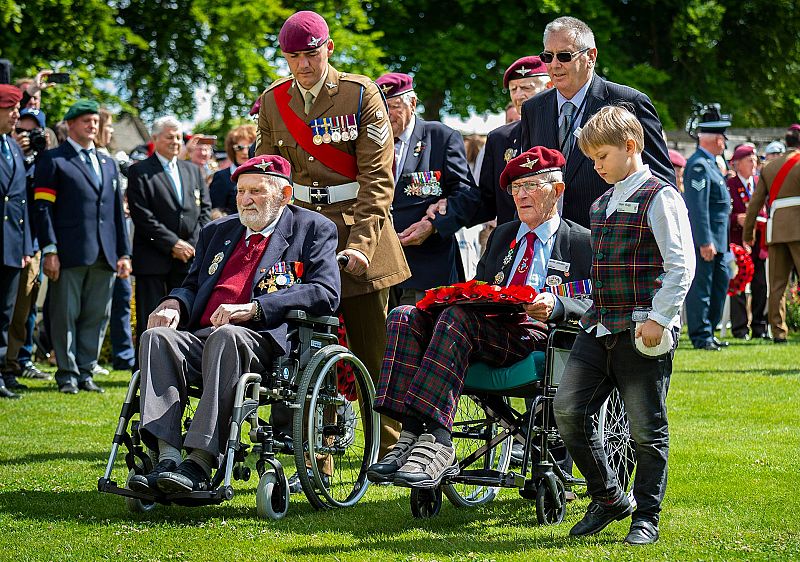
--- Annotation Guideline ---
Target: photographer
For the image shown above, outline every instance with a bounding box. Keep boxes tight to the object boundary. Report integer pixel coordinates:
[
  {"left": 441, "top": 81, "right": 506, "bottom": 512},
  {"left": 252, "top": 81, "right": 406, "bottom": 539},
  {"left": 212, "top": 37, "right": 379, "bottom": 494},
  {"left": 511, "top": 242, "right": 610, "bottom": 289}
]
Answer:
[{"left": 14, "top": 108, "right": 48, "bottom": 165}]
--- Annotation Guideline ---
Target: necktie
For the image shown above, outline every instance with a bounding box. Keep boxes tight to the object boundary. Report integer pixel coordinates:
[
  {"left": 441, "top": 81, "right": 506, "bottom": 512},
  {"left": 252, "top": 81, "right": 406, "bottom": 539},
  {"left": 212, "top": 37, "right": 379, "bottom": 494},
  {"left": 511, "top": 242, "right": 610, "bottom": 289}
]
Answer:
[
  {"left": 165, "top": 161, "right": 182, "bottom": 204},
  {"left": 247, "top": 233, "right": 265, "bottom": 250},
  {"left": 304, "top": 91, "right": 315, "bottom": 115},
  {"left": 0, "top": 135, "right": 11, "bottom": 169},
  {"left": 81, "top": 148, "right": 100, "bottom": 188},
  {"left": 559, "top": 101, "right": 576, "bottom": 157},
  {"left": 509, "top": 231, "right": 537, "bottom": 286}
]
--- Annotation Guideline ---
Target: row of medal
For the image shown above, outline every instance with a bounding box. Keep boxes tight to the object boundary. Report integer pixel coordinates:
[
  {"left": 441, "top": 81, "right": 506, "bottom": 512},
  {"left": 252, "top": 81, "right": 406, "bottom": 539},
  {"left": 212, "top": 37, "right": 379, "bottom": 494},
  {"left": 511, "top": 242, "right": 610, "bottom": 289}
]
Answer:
[
  {"left": 255, "top": 261, "right": 302, "bottom": 295},
  {"left": 309, "top": 115, "right": 358, "bottom": 145},
  {"left": 403, "top": 170, "right": 443, "bottom": 197}
]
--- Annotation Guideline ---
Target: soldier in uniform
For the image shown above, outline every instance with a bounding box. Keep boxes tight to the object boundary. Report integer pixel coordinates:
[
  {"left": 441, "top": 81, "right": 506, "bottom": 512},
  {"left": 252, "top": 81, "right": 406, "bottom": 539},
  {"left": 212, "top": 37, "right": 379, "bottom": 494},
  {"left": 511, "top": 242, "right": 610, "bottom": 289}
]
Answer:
[
  {"left": 683, "top": 107, "right": 732, "bottom": 350},
  {"left": 255, "top": 10, "right": 410, "bottom": 457},
  {"left": 375, "top": 72, "right": 480, "bottom": 306},
  {"left": 475, "top": 56, "right": 550, "bottom": 226}
]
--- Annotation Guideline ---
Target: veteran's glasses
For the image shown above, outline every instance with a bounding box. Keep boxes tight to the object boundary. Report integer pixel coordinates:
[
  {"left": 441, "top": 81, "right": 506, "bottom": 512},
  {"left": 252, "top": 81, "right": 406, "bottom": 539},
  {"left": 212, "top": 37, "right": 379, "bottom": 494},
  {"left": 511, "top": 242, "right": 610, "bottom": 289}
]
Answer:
[{"left": 507, "top": 181, "right": 555, "bottom": 196}]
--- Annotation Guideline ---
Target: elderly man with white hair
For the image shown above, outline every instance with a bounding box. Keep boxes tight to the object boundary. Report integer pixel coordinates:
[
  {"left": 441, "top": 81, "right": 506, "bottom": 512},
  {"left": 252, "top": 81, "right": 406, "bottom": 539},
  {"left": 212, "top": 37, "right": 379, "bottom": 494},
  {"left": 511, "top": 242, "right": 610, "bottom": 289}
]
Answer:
[
  {"left": 128, "top": 154, "right": 341, "bottom": 495},
  {"left": 126, "top": 115, "right": 212, "bottom": 349}
]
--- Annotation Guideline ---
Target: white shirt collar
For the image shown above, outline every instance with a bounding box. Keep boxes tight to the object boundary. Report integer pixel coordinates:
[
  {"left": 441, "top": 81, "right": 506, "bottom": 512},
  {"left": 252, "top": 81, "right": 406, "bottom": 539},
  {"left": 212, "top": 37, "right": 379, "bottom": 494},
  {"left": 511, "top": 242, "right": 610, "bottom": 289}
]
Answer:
[
  {"left": 155, "top": 152, "right": 178, "bottom": 168},
  {"left": 737, "top": 173, "right": 753, "bottom": 188},
  {"left": 245, "top": 206, "right": 284, "bottom": 241},
  {"left": 67, "top": 137, "right": 95, "bottom": 153},
  {"left": 398, "top": 115, "right": 416, "bottom": 143},
  {"left": 613, "top": 165, "right": 652, "bottom": 194},
  {"left": 556, "top": 73, "right": 593, "bottom": 112},
  {"left": 516, "top": 213, "right": 561, "bottom": 244}
]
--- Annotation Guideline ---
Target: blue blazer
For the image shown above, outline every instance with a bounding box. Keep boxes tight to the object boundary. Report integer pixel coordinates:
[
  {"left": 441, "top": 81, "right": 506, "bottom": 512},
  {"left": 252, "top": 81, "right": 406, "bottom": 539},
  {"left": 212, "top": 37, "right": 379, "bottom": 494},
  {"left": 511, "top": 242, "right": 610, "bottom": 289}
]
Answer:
[
  {"left": 168, "top": 205, "right": 341, "bottom": 355},
  {"left": 0, "top": 136, "right": 33, "bottom": 267},
  {"left": 474, "top": 120, "right": 520, "bottom": 226},
  {"left": 393, "top": 118, "right": 480, "bottom": 289},
  {"left": 33, "top": 142, "right": 129, "bottom": 269},
  {"left": 683, "top": 148, "right": 731, "bottom": 250},
  {"left": 520, "top": 75, "right": 675, "bottom": 227}
]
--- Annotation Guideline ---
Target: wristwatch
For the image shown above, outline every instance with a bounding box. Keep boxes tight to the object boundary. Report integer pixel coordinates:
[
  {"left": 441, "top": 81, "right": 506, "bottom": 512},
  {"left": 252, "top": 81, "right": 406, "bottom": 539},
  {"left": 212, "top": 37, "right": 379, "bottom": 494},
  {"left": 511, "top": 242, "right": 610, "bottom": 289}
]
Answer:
[{"left": 251, "top": 299, "right": 263, "bottom": 322}]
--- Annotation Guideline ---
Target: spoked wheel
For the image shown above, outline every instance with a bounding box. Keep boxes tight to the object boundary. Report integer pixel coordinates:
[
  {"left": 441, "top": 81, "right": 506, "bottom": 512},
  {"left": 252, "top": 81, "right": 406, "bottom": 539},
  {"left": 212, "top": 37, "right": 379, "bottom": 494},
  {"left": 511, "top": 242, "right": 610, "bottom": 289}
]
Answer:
[
  {"left": 256, "top": 470, "right": 289, "bottom": 520},
  {"left": 293, "top": 345, "right": 379, "bottom": 510},
  {"left": 443, "top": 395, "right": 511, "bottom": 508},
  {"left": 124, "top": 469, "right": 157, "bottom": 513},
  {"left": 535, "top": 477, "right": 566, "bottom": 525},
  {"left": 410, "top": 486, "right": 443, "bottom": 519},
  {"left": 597, "top": 388, "right": 636, "bottom": 501}
]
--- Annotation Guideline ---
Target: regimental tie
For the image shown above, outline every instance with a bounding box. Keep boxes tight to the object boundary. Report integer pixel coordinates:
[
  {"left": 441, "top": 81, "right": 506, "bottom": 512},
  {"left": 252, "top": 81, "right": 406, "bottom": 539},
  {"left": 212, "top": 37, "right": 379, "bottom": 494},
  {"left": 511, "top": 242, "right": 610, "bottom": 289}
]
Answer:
[
  {"left": 0, "top": 135, "right": 11, "bottom": 169},
  {"left": 164, "top": 160, "right": 183, "bottom": 204},
  {"left": 509, "top": 231, "right": 537, "bottom": 286},
  {"left": 559, "top": 101, "right": 576, "bottom": 159},
  {"left": 304, "top": 91, "right": 315, "bottom": 115},
  {"left": 81, "top": 148, "right": 101, "bottom": 188}
]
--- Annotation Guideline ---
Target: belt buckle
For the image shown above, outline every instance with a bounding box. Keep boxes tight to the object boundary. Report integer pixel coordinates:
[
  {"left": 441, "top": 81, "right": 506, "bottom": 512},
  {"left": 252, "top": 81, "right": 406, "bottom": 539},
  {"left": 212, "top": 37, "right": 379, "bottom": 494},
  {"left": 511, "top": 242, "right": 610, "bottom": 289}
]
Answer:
[{"left": 309, "top": 187, "right": 329, "bottom": 204}]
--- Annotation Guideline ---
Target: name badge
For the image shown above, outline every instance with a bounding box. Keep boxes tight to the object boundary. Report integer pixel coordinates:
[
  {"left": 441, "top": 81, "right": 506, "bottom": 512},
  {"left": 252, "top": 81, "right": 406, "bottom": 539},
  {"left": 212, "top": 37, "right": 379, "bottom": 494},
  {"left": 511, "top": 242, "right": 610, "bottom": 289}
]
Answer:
[
  {"left": 547, "top": 259, "right": 570, "bottom": 273},
  {"left": 618, "top": 201, "right": 640, "bottom": 214}
]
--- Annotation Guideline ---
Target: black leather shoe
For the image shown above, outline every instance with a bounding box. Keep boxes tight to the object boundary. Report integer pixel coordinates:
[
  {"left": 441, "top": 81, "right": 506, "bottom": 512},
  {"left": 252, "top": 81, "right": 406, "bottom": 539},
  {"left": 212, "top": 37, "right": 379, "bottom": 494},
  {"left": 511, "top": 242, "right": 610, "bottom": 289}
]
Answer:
[
  {"left": 59, "top": 382, "right": 79, "bottom": 394},
  {"left": 288, "top": 468, "right": 331, "bottom": 494},
  {"left": 157, "top": 459, "right": 211, "bottom": 494},
  {"left": 128, "top": 459, "right": 178, "bottom": 494},
  {"left": 0, "top": 385, "right": 20, "bottom": 399},
  {"left": 624, "top": 520, "right": 660, "bottom": 545},
  {"left": 569, "top": 494, "right": 633, "bottom": 537},
  {"left": 3, "top": 375, "right": 28, "bottom": 390},
  {"left": 712, "top": 337, "right": 729, "bottom": 347},
  {"left": 695, "top": 341, "right": 720, "bottom": 351},
  {"left": 774, "top": 338, "right": 788, "bottom": 345},
  {"left": 78, "top": 378, "right": 104, "bottom": 393}
]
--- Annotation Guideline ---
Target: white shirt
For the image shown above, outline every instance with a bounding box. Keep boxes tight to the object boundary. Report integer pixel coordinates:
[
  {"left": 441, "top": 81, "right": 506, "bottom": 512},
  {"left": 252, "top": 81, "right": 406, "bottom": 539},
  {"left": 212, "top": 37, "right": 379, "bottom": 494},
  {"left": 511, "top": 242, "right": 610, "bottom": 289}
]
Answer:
[
  {"left": 588, "top": 165, "right": 696, "bottom": 336},
  {"left": 394, "top": 114, "right": 416, "bottom": 178},
  {"left": 67, "top": 137, "right": 101, "bottom": 180},
  {"left": 737, "top": 173, "right": 754, "bottom": 196},
  {"left": 245, "top": 207, "right": 284, "bottom": 245}
]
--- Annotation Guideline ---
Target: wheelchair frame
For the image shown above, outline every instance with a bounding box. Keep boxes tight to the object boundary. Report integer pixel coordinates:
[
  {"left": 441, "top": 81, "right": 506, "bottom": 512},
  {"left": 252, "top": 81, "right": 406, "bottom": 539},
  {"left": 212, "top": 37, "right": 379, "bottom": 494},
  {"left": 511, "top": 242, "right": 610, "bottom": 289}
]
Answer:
[{"left": 98, "top": 310, "right": 380, "bottom": 519}]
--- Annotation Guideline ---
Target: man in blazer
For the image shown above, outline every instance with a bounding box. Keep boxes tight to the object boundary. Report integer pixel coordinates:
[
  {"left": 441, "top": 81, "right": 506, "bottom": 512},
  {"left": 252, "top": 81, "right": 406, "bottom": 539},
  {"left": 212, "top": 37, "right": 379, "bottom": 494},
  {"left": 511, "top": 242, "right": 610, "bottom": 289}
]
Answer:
[
  {"left": 369, "top": 147, "right": 593, "bottom": 489},
  {"left": 375, "top": 73, "right": 481, "bottom": 305},
  {"left": 127, "top": 116, "right": 212, "bottom": 345},
  {"left": 0, "top": 85, "right": 33, "bottom": 399},
  {"left": 33, "top": 99, "right": 131, "bottom": 394},
  {"left": 520, "top": 16, "right": 674, "bottom": 228},
  {"left": 128, "top": 155, "right": 340, "bottom": 495}
]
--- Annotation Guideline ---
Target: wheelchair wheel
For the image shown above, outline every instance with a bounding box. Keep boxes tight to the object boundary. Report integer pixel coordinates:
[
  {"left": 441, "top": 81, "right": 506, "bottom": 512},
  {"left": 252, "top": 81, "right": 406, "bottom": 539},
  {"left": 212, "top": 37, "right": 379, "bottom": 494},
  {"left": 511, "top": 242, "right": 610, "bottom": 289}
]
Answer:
[
  {"left": 597, "top": 388, "right": 636, "bottom": 495},
  {"left": 293, "top": 345, "right": 379, "bottom": 510},
  {"left": 443, "top": 395, "right": 512, "bottom": 508},
  {"left": 124, "top": 469, "right": 157, "bottom": 513},
  {"left": 256, "top": 470, "right": 289, "bottom": 520},
  {"left": 535, "top": 477, "right": 566, "bottom": 525},
  {"left": 410, "top": 486, "right": 443, "bottom": 519}
]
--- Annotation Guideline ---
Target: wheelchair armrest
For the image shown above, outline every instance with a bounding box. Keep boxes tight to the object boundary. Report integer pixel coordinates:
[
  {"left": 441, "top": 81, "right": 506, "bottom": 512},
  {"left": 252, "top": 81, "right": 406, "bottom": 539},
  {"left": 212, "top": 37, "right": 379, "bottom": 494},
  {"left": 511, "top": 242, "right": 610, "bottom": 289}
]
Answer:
[{"left": 285, "top": 309, "right": 340, "bottom": 328}]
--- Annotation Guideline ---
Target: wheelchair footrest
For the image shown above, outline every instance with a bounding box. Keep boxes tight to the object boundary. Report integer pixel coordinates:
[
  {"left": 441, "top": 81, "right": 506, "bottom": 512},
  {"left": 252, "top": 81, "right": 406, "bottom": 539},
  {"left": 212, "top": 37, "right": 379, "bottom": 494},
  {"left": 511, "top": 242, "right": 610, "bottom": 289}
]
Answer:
[
  {"left": 449, "top": 469, "right": 525, "bottom": 489},
  {"left": 98, "top": 477, "right": 233, "bottom": 506}
]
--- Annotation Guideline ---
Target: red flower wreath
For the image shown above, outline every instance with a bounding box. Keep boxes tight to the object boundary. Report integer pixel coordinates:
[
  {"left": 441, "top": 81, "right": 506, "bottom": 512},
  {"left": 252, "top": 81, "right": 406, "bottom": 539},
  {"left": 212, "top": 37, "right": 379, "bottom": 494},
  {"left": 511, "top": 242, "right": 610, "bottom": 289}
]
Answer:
[
  {"left": 416, "top": 280, "right": 537, "bottom": 311},
  {"left": 728, "top": 243, "right": 754, "bottom": 296}
]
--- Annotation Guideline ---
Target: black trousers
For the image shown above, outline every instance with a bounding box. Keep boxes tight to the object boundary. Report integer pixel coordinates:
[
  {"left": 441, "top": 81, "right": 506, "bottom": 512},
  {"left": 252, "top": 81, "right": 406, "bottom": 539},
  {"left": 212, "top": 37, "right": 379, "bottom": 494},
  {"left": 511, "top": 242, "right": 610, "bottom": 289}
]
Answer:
[
  {"left": 0, "top": 265, "right": 22, "bottom": 372},
  {"left": 730, "top": 252, "right": 768, "bottom": 338},
  {"left": 134, "top": 265, "right": 190, "bottom": 342}
]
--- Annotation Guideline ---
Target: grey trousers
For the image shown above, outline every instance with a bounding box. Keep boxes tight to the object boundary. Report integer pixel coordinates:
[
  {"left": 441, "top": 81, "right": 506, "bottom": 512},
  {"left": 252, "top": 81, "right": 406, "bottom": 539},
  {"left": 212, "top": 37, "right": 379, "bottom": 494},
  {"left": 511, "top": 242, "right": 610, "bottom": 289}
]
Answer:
[
  {"left": 138, "top": 324, "right": 272, "bottom": 466},
  {"left": 50, "top": 258, "right": 115, "bottom": 386}
]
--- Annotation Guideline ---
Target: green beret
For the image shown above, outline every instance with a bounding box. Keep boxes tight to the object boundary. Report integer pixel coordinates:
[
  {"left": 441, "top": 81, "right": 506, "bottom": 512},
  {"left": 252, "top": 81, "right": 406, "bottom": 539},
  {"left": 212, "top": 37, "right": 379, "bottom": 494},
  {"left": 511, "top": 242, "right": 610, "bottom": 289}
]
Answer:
[{"left": 63, "top": 99, "right": 99, "bottom": 121}]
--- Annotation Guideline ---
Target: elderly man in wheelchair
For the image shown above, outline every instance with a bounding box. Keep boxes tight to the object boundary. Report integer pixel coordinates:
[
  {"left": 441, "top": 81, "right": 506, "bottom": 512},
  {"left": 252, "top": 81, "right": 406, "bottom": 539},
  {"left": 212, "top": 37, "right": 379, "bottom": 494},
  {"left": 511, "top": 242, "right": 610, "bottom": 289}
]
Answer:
[
  {"left": 367, "top": 147, "right": 594, "bottom": 497},
  {"left": 109, "top": 155, "right": 343, "bottom": 505}
]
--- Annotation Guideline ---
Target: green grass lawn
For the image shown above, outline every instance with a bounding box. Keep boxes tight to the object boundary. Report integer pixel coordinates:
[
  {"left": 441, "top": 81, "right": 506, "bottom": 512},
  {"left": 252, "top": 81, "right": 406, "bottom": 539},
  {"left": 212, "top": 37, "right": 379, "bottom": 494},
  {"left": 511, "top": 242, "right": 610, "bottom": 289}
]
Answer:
[{"left": 2, "top": 334, "right": 799, "bottom": 561}]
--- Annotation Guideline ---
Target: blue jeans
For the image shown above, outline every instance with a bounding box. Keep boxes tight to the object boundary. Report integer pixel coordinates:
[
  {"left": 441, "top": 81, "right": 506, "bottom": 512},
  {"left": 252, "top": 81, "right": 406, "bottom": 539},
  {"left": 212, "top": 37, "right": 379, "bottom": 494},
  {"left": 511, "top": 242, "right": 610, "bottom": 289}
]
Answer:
[{"left": 553, "top": 329, "right": 673, "bottom": 524}]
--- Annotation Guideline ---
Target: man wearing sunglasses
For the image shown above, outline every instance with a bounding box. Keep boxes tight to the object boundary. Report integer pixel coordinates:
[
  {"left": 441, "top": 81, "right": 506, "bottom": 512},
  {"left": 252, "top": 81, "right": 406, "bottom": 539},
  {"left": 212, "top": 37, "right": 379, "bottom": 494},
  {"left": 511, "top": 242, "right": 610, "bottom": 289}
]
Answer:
[{"left": 520, "top": 16, "right": 674, "bottom": 228}]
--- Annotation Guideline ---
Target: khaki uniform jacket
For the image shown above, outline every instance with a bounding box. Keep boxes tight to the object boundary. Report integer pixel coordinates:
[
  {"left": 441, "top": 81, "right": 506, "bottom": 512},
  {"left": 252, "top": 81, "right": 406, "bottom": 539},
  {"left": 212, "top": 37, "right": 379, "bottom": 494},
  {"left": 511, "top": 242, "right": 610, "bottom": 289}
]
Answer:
[
  {"left": 745, "top": 147, "right": 800, "bottom": 245},
  {"left": 256, "top": 65, "right": 410, "bottom": 298}
]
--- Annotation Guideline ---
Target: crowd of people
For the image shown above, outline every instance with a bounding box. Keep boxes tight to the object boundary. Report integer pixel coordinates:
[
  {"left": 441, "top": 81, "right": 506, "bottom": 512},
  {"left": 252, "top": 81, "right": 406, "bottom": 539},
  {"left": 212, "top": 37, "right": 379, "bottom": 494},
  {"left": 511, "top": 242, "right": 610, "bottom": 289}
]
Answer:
[{"left": 1, "top": 10, "right": 799, "bottom": 546}]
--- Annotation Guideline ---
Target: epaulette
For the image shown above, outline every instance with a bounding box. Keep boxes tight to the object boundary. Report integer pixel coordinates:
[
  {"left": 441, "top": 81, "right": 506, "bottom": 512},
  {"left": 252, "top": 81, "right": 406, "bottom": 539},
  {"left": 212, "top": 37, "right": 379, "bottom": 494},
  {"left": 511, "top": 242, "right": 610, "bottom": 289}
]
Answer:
[
  {"left": 338, "top": 72, "right": 373, "bottom": 87},
  {"left": 262, "top": 75, "right": 294, "bottom": 94}
]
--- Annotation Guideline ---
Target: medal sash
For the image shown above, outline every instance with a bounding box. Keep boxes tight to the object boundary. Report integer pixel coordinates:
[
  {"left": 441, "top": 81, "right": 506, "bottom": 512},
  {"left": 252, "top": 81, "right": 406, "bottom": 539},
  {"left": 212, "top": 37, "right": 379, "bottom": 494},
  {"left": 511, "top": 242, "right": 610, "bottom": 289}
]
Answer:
[{"left": 274, "top": 81, "right": 358, "bottom": 180}]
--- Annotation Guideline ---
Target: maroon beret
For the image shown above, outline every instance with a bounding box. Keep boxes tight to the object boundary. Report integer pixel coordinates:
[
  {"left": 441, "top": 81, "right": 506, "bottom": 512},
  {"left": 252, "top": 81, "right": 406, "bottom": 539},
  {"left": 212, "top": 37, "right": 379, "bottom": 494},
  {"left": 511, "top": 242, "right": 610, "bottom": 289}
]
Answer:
[
  {"left": 503, "top": 56, "right": 548, "bottom": 89},
  {"left": 789, "top": 124, "right": 800, "bottom": 132},
  {"left": 668, "top": 149, "right": 686, "bottom": 168},
  {"left": 231, "top": 155, "right": 292, "bottom": 184},
  {"left": 731, "top": 145, "right": 756, "bottom": 162},
  {"left": 499, "top": 146, "right": 566, "bottom": 191},
  {"left": 375, "top": 73, "right": 414, "bottom": 99},
  {"left": 279, "top": 11, "right": 329, "bottom": 53},
  {"left": 0, "top": 84, "right": 22, "bottom": 108}
]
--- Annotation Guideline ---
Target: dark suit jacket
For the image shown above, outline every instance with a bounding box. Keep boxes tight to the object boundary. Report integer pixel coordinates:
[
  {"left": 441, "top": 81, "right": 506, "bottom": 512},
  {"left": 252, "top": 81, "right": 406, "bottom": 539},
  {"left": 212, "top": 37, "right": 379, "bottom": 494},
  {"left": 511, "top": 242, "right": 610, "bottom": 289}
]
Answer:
[
  {"left": 33, "top": 142, "right": 129, "bottom": 269},
  {"left": 475, "top": 217, "right": 593, "bottom": 322},
  {"left": 393, "top": 118, "right": 480, "bottom": 289},
  {"left": 520, "top": 75, "right": 675, "bottom": 227},
  {"left": 0, "top": 136, "right": 33, "bottom": 267},
  {"left": 127, "top": 154, "right": 211, "bottom": 276},
  {"left": 474, "top": 120, "right": 519, "bottom": 225},
  {"left": 209, "top": 167, "right": 237, "bottom": 215},
  {"left": 168, "top": 205, "right": 340, "bottom": 355}
]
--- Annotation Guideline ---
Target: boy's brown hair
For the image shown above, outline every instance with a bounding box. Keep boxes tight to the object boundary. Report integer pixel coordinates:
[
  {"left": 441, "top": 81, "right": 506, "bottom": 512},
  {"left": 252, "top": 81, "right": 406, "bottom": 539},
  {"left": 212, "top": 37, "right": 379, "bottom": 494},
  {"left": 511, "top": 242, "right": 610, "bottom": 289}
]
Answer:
[{"left": 577, "top": 105, "right": 644, "bottom": 154}]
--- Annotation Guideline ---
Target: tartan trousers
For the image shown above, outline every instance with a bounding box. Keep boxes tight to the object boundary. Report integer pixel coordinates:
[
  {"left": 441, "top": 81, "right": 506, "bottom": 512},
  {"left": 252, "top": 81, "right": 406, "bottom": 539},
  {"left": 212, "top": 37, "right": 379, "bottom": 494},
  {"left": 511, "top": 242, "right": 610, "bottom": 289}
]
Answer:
[{"left": 374, "top": 305, "right": 547, "bottom": 430}]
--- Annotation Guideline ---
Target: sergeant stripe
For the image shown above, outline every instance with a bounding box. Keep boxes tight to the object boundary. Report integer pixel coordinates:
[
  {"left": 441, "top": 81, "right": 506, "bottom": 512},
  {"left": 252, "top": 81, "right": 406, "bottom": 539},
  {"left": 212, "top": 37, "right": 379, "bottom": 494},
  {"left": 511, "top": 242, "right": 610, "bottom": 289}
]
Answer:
[{"left": 34, "top": 188, "right": 57, "bottom": 203}]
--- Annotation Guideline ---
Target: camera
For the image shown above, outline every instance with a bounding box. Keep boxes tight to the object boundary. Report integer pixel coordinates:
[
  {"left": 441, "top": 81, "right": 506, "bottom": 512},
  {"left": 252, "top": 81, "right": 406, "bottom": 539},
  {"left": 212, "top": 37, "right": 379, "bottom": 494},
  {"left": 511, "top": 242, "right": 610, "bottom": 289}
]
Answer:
[{"left": 17, "top": 127, "right": 48, "bottom": 165}]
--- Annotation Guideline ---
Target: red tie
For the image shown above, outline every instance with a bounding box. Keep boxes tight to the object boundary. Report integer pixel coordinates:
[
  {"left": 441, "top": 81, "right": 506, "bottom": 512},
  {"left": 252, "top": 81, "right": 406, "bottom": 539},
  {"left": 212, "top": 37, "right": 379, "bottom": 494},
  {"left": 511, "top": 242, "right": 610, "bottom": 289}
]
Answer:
[{"left": 509, "top": 231, "right": 537, "bottom": 286}]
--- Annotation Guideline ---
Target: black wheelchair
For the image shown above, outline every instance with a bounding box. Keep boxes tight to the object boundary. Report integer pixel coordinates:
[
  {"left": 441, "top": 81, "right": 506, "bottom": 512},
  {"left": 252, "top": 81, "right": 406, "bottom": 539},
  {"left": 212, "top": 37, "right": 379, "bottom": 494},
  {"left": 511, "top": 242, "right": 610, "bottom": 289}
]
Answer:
[
  {"left": 98, "top": 311, "right": 380, "bottom": 519},
  {"left": 407, "top": 324, "right": 636, "bottom": 524}
]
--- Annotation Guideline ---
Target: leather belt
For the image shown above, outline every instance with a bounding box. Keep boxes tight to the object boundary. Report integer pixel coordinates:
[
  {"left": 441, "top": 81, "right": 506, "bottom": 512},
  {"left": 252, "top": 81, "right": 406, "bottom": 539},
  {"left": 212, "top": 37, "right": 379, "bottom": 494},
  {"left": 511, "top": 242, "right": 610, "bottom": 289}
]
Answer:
[{"left": 293, "top": 182, "right": 359, "bottom": 205}]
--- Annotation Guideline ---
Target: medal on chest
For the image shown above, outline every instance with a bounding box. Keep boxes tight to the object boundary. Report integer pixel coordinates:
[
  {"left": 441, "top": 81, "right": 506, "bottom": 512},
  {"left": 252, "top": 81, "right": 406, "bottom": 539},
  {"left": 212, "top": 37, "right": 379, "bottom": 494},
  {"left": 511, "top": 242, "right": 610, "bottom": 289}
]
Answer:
[{"left": 502, "top": 238, "right": 516, "bottom": 267}]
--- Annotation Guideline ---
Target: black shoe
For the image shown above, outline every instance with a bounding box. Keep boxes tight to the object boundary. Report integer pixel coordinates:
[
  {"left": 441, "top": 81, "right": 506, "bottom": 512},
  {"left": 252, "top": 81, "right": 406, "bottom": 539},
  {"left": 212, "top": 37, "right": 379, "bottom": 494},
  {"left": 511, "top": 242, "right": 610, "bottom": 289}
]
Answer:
[
  {"left": 157, "top": 459, "right": 211, "bottom": 494},
  {"left": 712, "top": 337, "right": 729, "bottom": 347},
  {"left": 695, "top": 341, "right": 720, "bottom": 351},
  {"left": 510, "top": 441, "right": 525, "bottom": 467},
  {"left": 732, "top": 333, "right": 750, "bottom": 340},
  {"left": 0, "top": 385, "right": 20, "bottom": 399},
  {"left": 128, "top": 459, "right": 178, "bottom": 494},
  {"left": 569, "top": 494, "right": 633, "bottom": 537},
  {"left": 3, "top": 375, "right": 28, "bottom": 390},
  {"left": 624, "top": 520, "right": 659, "bottom": 545},
  {"left": 112, "top": 359, "right": 135, "bottom": 370},
  {"left": 288, "top": 468, "right": 331, "bottom": 494},
  {"left": 59, "top": 382, "right": 79, "bottom": 394},
  {"left": 20, "top": 362, "right": 52, "bottom": 380},
  {"left": 78, "top": 378, "right": 104, "bottom": 393},
  {"left": 774, "top": 338, "right": 788, "bottom": 345}
]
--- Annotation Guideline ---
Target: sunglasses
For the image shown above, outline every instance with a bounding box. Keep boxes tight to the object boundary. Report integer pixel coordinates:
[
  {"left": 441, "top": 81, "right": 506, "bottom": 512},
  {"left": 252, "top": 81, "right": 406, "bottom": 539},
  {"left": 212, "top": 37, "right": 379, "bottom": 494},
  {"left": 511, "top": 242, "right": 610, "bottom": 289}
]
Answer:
[
  {"left": 233, "top": 144, "right": 249, "bottom": 151},
  {"left": 539, "top": 47, "right": 590, "bottom": 64}
]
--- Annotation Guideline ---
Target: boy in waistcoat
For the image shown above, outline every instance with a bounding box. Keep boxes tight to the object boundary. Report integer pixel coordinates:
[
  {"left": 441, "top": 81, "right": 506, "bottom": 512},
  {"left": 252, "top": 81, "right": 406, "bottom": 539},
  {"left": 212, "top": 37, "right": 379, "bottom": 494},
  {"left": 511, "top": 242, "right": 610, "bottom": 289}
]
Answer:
[{"left": 553, "top": 106, "right": 695, "bottom": 545}]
